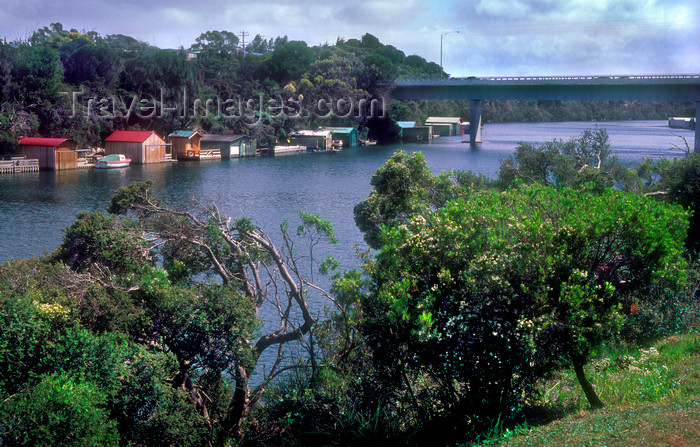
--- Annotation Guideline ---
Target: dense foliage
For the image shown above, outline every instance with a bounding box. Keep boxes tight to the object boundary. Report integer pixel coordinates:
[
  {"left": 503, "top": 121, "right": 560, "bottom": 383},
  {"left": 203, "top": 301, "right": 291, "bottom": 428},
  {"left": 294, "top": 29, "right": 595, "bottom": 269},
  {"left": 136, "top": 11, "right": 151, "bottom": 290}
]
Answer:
[
  {"left": 240, "top": 131, "right": 697, "bottom": 446},
  {"left": 353, "top": 150, "right": 456, "bottom": 248},
  {"left": 364, "top": 185, "right": 687, "bottom": 426},
  {"left": 0, "top": 23, "right": 444, "bottom": 155},
  {"left": 2, "top": 126, "right": 699, "bottom": 446},
  {"left": 0, "top": 181, "right": 341, "bottom": 446}
]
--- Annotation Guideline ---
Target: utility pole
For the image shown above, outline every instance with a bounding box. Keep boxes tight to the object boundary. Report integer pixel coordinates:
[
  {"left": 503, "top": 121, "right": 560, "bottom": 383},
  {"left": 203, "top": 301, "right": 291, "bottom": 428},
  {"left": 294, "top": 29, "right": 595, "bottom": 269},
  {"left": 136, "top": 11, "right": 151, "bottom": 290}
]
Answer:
[
  {"left": 440, "top": 30, "right": 459, "bottom": 80},
  {"left": 240, "top": 31, "right": 249, "bottom": 60}
]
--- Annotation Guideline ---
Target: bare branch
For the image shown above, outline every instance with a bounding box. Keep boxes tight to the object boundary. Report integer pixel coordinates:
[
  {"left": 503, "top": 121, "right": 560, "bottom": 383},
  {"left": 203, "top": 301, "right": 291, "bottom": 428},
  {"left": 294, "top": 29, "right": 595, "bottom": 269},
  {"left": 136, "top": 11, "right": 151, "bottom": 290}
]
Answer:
[
  {"left": 670, "top": 133, "right": 691, "bottom": 156},
  {"left": 644, "top": 190, "right": 669, "bottom": 197}
]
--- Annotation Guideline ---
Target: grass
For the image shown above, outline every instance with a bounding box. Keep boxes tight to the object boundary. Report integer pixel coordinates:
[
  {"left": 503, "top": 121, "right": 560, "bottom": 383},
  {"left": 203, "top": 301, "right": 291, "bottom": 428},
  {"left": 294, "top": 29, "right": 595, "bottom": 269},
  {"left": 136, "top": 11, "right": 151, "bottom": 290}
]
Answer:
[{"left": 474, "top": 333, "right": 700, "bottom": 446}]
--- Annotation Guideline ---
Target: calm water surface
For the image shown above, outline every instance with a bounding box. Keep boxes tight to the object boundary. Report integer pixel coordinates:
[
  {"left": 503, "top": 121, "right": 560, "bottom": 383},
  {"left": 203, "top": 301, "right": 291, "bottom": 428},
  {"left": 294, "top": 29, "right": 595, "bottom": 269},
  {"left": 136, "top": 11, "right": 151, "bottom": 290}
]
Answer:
[{"left": 0, "top": 120, "right": 693, "bottom": 268}]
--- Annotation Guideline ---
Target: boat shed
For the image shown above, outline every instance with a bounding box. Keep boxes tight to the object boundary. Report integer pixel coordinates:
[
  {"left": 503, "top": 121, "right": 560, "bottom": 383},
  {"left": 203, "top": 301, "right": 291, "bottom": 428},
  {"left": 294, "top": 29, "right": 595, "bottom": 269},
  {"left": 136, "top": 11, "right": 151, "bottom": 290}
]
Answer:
[
  {"left": 17, "top": 137, "right": 78, "bottom": 171},
  {"left": 668, "top": 117, "right": 696, "bottom": 130},
  {"left": 321, "top": 127, "right": 359, "bottom": 147},
  {"left": 201, "top": 134, "right": 257, "bottom": 159},
  {"left": 169, "top": 130, "right": 202, "bottom": 160},
  {"left": 401, "top": 126, "right": 433, "bottom": 143},
  {"left": 289, "top": 130, "right": 332, "bottom": 151},
  {"left": 105, "top": 130, "right": 168, "bottom": 164},
  {"left": 425, "top": 116, "right": 462, "bottom": 136}
]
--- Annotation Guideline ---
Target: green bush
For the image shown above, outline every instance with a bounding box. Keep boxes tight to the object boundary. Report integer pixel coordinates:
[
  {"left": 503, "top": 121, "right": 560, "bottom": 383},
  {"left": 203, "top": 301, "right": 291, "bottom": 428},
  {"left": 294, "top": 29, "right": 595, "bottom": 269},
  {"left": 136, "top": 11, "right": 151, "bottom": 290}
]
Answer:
[
  {"left": 668, "top": 155, "right": 700, "bottom": 258},
  {"left": 1, "top": 373, "right": 119, "bottom": 447},
  {"left": 498, "top": 128, "right": 630, "bottom": 192},
  {"left": 54, "top": 211, "right": 149, "bottom": 275},
  {"left": 361, "top": 184, "right": 688, "bottom": 439}
]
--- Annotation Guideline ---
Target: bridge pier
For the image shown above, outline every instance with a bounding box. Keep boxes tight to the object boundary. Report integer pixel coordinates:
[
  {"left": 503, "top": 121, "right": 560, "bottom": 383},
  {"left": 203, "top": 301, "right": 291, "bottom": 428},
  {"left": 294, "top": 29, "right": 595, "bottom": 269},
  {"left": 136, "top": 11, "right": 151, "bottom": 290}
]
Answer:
[
  {"left": 469, "top": 99, "right": 483, "bottom": 143},
  {"left": 694, "top": 101, "right": 700, "bottom": 154}
]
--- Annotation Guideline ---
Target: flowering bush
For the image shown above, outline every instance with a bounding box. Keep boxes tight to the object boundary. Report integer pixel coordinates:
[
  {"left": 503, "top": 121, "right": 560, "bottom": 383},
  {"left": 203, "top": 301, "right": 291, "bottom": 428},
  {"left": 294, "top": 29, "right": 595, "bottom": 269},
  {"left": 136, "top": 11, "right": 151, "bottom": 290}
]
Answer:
[{"left": 362, "top": 184, "right": 688, "bottom": 428}]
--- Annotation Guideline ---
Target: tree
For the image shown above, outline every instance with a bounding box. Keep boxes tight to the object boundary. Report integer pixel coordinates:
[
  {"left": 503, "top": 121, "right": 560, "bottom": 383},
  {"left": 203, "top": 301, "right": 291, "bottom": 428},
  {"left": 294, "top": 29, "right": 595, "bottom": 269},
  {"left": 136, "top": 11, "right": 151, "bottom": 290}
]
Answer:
[
  {"left": 190, "top": 30, "right": 240, "bottom": 60},
  {"left": 353, "top": 150, "right": 456, "bottom": 249},
  {"left": 0, "top": 259, "right": 212, "bottom": 446},
  {"left": 267, "top": 40, "right": 315, "bottom": 83},
  {"left": 3, "top": 181, "right": 338, "bottom": 443},
  {"left": 188, "top": 30, "right": 241, "bottom": 98},
  {"left": 498, "top": 128, "right": 630, "bottom": 192},
  {"left": 55, "top": 210, "right": 151, "bottom": 276},
  {"left": 28, "top": 22, "right": 72, "bottom": 49},
  {"left": 0, "top": 103, "right": 39, "bottom": 156},
  {"left": 668, "top": 155, "right": 700, "bottom": 258},
  {"left": 104, "top": 181, "right": 338, "bottom": 438},
  {"left": 12, "top": 44, "right": 62, "bottom": 103},
  {"left": 639, "top": 153, "right": 700, "bottom": 260},
  {"left": 104, "top": 33, "right": 151, "bottom": 52},
  {"left": 245, "top": 34, "right": 271, "bottom": 55},
  {"left": 58, "top": 32, "right": 119, "bottom": 87},
  {"left": 361, "top": 183, "right": 688, "bottom": 436}
]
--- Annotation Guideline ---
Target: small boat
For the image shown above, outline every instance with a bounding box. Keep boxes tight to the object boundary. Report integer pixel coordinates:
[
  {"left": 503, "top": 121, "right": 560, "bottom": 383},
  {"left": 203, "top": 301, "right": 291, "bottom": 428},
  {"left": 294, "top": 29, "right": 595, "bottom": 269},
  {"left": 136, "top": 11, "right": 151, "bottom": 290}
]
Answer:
[{"left": 95, "top": 154, "right": 131, "bottom": 169}]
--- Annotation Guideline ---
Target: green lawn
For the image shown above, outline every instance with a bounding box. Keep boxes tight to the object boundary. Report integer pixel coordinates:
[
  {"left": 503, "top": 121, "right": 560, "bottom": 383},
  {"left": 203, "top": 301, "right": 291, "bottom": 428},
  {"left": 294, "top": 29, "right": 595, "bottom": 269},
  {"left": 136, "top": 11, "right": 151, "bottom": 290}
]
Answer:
[{"left": 477, "top": 334, "right": 700, "bottom": 446}]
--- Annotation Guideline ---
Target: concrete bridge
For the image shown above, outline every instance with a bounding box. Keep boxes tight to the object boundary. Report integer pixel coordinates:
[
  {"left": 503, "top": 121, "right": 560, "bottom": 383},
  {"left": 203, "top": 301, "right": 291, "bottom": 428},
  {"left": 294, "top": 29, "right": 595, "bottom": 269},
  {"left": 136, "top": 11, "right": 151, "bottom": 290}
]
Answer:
[{"left": 390, "top": 75, "right": 700, "bottom": 152}]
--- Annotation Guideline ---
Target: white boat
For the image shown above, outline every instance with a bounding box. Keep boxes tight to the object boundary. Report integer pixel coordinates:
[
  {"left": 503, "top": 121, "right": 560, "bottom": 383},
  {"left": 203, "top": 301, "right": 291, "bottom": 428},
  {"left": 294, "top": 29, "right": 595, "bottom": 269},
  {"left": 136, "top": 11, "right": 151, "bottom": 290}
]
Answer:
[{"left": 95, "top": 154, "right": 131, "bottom": 169}]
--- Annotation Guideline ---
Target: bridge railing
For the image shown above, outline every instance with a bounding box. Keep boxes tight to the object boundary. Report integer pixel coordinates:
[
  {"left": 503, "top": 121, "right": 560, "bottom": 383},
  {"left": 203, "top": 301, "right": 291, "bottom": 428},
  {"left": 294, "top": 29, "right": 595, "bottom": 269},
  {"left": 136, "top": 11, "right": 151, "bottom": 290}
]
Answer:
[{"left": 393, "top": 74, "right": 700, "bottom": 84}]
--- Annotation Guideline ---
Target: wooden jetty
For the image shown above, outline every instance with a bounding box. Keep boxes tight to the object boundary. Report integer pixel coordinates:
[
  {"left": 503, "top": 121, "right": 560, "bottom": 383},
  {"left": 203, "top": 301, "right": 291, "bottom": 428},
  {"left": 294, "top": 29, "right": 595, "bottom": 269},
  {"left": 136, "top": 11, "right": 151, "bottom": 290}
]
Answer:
[
  {"left": 199, "top": 148, "right": 222, "bottom": 160},
  {"left": 258, "top": 145, "right": 306, "bottom": 156},
  {"left": 0, "top": 158, "right": 40, "bottom": 174}
]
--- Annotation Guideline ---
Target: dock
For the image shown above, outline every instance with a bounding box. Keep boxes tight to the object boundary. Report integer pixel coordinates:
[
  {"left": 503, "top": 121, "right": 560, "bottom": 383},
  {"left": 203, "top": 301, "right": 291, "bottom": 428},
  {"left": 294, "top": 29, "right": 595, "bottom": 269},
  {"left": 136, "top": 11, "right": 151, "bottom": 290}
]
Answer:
[
  {"left": 199, "top": 148, "right": 222, "bottom": 161},
  {"left": 0, "top": 158, "right": 40, "bottom": 174},
  {"left": 258, "top": 145, "right": 306, "bottom": 156}
]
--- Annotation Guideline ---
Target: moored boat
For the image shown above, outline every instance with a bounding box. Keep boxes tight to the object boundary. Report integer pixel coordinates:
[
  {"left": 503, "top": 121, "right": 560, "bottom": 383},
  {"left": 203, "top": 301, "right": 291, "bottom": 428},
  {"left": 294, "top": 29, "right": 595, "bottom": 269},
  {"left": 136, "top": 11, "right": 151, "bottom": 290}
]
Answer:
[{"left": 95, "top": 154, "right": 131, "bottom": 169}]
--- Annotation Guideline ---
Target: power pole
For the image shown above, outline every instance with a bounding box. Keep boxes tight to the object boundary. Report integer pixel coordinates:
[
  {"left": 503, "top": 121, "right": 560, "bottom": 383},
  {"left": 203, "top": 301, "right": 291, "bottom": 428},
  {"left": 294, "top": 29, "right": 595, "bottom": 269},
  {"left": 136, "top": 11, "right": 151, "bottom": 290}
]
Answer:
[
  {"left": 440, "top": 30, "right": 459, "bottom": 81},
  {"left": 240, "top": 31, "right": 249, "bottom": 60}
]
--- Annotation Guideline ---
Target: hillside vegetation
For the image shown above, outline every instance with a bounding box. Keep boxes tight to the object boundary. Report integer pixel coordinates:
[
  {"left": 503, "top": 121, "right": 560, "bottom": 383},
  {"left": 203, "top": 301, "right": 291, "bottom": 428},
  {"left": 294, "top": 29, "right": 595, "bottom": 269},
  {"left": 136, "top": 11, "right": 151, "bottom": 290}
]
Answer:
[{"left": 1, "top": 23, "right": 693, "bottom": 155}]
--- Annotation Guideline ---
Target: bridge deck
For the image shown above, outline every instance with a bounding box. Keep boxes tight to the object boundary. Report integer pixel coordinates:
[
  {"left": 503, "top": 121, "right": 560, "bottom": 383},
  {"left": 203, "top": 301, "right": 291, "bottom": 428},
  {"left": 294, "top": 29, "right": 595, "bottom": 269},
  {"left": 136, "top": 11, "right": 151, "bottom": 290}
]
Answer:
[
  {"left": 391, "top": 75, "right": 700, "bottom": 102},
  {"left": 390, "top": 74, "right": 700, "bottom": 151}
]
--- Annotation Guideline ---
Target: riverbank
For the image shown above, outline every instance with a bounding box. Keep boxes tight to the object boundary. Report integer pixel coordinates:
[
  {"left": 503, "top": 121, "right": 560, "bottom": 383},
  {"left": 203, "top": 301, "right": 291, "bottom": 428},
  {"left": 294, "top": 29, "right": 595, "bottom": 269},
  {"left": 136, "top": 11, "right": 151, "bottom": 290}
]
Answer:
[
  {"left": 0, "top": 120, "right": 694, "bottom": 265},
  {"left": 475, "top": 333, "right": 700, "bottom": 446}
]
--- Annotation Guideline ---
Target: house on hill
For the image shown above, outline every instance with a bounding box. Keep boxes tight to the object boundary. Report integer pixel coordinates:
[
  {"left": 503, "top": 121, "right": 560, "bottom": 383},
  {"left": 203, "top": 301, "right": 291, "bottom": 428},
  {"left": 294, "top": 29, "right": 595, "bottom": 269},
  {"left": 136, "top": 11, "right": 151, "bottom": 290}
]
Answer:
[
  {"left": 169, "top": 130, "right": 202, "bottom": 160},
  {"left": 105, "top": 130, "right": 169, "bottom": 164},
  {"left": 17, "top": 137, "right": 78, "bottom": 171}
]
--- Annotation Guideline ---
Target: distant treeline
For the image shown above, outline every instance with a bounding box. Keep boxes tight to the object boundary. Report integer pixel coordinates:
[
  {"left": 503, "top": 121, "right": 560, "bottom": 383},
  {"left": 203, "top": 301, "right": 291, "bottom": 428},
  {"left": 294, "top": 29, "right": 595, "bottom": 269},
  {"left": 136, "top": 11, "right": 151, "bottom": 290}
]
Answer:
[{"left": 0, "top": 22, "right": 694, "bottom": 155}]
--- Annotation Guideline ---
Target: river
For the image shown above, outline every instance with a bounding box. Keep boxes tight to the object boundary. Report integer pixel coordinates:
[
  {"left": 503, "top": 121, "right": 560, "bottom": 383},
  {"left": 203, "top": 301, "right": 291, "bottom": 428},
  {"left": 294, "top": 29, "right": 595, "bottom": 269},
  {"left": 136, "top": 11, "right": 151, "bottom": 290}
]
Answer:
[{"left": 0, "top": 120, "right": 693, "bottom": 269}]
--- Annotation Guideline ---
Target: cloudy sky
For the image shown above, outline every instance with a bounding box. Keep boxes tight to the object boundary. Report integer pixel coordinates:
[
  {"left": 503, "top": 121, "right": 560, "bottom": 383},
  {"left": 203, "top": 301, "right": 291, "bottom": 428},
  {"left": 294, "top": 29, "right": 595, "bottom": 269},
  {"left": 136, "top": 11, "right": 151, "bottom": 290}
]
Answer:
[{"left": 2, "top": 0, "right": 698, "bottom": 76}]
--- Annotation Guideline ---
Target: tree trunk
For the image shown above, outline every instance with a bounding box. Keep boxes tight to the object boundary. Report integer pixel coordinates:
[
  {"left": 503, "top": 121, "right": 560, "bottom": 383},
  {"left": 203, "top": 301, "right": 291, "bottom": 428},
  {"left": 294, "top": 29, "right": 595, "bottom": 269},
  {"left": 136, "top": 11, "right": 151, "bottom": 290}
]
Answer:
[
  {"left": 173, "top": 367, "right": 210, "bottom": 423},
  {"left": 573, "top": 359, "right": 605, "bottom": 409},
  {"left": 224, "top": 364, "right": 250, "bottom": 438}
]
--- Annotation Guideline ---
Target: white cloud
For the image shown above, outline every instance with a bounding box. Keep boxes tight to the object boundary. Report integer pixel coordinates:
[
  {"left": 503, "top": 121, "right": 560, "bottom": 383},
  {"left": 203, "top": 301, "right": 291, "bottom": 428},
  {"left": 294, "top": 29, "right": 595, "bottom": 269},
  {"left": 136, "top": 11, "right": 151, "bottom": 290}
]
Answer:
[
  {"left": 1, "top": 0, "right": 697, "bottom": 75},
  {"left": 475, "top": 0, "right": 530, "bottom": 18}
]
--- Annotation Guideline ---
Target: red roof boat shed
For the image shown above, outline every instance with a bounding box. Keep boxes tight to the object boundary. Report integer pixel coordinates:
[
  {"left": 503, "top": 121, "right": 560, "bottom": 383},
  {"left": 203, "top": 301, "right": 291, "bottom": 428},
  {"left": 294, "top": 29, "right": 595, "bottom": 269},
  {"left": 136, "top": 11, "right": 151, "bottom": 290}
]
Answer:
[
  {"left": 17, "top": 137, "right": 78, "bottom": 171},
  {"left": 105, "top": 130, "right": 168, "bottom": 164}
]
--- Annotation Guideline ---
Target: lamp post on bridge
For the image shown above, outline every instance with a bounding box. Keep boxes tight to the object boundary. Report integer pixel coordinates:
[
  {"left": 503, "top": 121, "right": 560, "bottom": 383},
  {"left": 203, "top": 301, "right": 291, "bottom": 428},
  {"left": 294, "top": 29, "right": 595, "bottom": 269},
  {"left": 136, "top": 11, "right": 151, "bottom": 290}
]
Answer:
[{"left": 440, "top": 30, "right": 459, "bottom": 81}]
